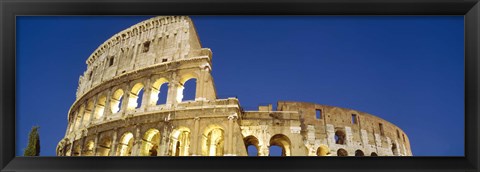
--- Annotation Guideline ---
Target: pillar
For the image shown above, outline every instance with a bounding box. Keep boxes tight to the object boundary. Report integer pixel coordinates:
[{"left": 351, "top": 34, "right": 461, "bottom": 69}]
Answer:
[
  {"left": 192, "top": 117, "right": 200, "bottom": 155},
  {"left": 120, "top": 85, "right": 131, "bottom": 116},
  {"left": 141, "top": 78, "right": 152, "bottom": 111},
  {"left": 92, "top": 134, "right": 99, "bottom": 156},
  {"left": 195, "top": 66, "right": 208, "bottom": 100},
  {"left": 75, "top": 105, "right": 85, "bottom": 130},
  {"left": 226, "top": 113, "right": 237, "bottom": 155},
  {"left": 166, "top": 81, "right": 181, "bottom": 105},
  {"left": 109, "top": 130, "right": 118, "bottom": 156},
  {"left": 131, "top": 127, "right": 142, "bottom": 156},
  {"left": 159, "top": 126, "right": 169, "bottom": 156},
  {"left": 103, "top": 89, "right": 112, "bottom": 121}
]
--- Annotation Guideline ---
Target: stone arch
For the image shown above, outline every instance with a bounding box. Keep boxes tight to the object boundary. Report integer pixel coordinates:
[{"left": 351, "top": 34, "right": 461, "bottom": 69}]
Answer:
[
  {"left": 117, "top": 132, "right": 134, "bottom": 156},
  {"left": 110, "top": 89, "right": 124, "bottom": 113},
  {"left": 150, "top": 77, "right": 169, "bottom": 106},
  {"left": 269, "top": 134, "right": 291, "bottom": 156},
  {"left": 93, "top": 95, "right": 107, "bottom": 120},
  {"left": 371, "top": 152, "right": 378, "bottom": 156},
  {"left": 74, "top": 107, "right": 84, "bottom": 130},
  {"left": 243, "top": 135, "right": 260, "bottom": 156},
  {"left": 83, "top": 140, "right": 95, "bottom": 156},
  {"left": 355, "top": 149, "right": 365, "bottom": 156},
  {"left": 201, "top": 125, "right": 225, "bottom": 156},
  {"left": 96, "top": 136, "right": 112, "bottom": 156},
  {"left": 170, "top": 127, "right": 191, "bottom": 156},
  {"left": 140, "top": 128, "right": 161, "bottom": 156},
  {"left": 127, "top": 82, "right": 145, "bottom": 110},
  {"left": 177, "top": 73, "right": 199, "bottom": 102},
  {"left": 334, "top": 130, "right": 346, "bottom": 145},
  {"left": 82, "top": 100, "right": 94, "bottom": 126},
  {"left": 316, "top": 145, "right": 330, "bottom": 156},
  {"left": 337, "top": 148, "right": 348, "bottom": 156}
]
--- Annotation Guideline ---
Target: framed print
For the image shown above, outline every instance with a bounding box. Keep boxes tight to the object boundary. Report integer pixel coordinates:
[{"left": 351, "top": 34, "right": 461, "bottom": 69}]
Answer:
[{"left": 1, "top": 0, "right": 479, "bottom": 172}]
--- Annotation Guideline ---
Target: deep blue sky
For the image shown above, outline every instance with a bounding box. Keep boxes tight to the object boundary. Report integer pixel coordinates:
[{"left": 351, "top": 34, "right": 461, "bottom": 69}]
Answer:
[{"left": 16, "top": 16, "right": 464, "bottom": 156}]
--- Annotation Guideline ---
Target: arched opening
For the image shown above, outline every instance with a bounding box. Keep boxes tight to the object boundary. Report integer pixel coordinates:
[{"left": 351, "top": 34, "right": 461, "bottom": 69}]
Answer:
[
  {"left": 247, "top": 145, "right": 259, "bottom": 156},
  {"left": 269, "top": 146, "right": 282, "bottom": 156},
  {"left": 337, "top": 149, "right": 348, "bottom": 156},
  {"left": 149, "top": 78, "right": 168, "bottom": 106},
  {"left": 243, "top": 135, "right": 260, "bottom": 156},
  {"left": 93, "top": 95, "right": 106, "bottom": 120},
  {"left": 182, "top": 78, "right": 197, "bottom": 102},
  {"left": 110, "top": 89, "right": 124, "bottom": 113},
  {"left": 170, "top": 127, "right": 190, "bottom": 156},
  {"left": 96, "top": 137, "right": 112, "bottom": 156},
  {"left": 371, "top": 152, "right": 378, "bottom": 156},
  {"left": 83, "top": 140, "right": 94, "bottom": 156},
  {"left": 316, "top": 145, "right": 330, "bottom": 156},
  {"left": 355, "top": 149, "right": 365, "bottom": 156},
  {"left": 127, "top": 83, "right": 144, "bottom": 110},
  {"left": 269, "top": 134, "right": 291, "bottom": 156},
  {"left": 72, "top": 144, "right": 81, "bottom": 156},
  {"left": 201, "top": 126, "right": 224, "bottom": 156},
  {"left": 334, "top": 130, "right": 346, "bottom": 145},
  {"left": 177, "top": 74, "right": 197, "bottom": 103},
  {"left": 118, "top": 132, "right": 134, "bottom": 156},
  {"left": 140, "top": 129, "right": 161, "bottom": 156},
  {"left": 392, "top": 143, "right": 398, "bottom": 156},
  {"left": 74, "top": 107, "right": 84, "bottom": 130},
  {"left": 82, "top": 100, "right": 94, "bottom": 126}
]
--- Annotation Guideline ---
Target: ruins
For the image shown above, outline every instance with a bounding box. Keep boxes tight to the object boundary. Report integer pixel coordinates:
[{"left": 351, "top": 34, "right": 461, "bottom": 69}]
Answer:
[{"left": 56, "top": 16, "right": 412, "bottom": 156}]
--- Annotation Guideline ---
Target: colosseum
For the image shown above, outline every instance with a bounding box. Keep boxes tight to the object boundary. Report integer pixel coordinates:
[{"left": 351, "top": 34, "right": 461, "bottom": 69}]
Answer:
[{"left": 56, "top": 16, "right": 412, "bottom": 157}]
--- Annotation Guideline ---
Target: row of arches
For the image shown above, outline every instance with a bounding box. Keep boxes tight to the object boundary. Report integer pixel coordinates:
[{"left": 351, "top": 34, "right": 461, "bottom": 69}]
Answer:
[
  {"left": 336, "top": 149, "right": 378, "bottom": 156},
  {"left": 242, "top": 134, "right": 382, "bottom": 156},
  {"left": 71, "top": 125, "right": 225, "bottom": 156},
  {"left": 244, "top": 134, "right": 292, "bottom": 156},
  {"left": 70, "top": 76, "right": 198, "bottom": 132},
  {"left": 334, "top": 130, "right": 402, "bottom": 156}
]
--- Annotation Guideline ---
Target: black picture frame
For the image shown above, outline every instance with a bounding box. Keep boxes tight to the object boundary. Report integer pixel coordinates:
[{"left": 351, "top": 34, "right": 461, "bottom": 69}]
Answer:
[{"left": 1, "top": 0, "right": 478, "bottom": 172}]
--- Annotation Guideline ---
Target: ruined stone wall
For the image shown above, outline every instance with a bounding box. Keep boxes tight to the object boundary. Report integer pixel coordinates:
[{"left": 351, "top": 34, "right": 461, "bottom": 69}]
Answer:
[
  {"left": 275, "top": 101, "right": 412, "bottom": 156},
  {"left": 76, "top": 16, "right": 205, "bottom": 99},
  {"left": 57, "top": 16, "right": 412, "bottom": 157}
]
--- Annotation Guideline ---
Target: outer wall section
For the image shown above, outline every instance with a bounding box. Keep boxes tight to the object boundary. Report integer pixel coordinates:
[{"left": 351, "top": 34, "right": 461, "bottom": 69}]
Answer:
[{"left": 278, "top": 101, "right": 412, "bottom": 156}]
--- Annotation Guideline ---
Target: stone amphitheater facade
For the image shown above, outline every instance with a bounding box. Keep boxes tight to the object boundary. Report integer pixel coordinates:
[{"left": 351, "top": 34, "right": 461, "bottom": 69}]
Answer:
[{"left": 56, "top": 16, "right": 412, "bottom": 157}]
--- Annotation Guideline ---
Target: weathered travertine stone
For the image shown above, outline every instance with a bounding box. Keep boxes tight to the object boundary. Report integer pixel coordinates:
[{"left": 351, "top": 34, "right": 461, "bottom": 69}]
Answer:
[{"left": 57, "top": 16, "right": 412, "bottom": 157}]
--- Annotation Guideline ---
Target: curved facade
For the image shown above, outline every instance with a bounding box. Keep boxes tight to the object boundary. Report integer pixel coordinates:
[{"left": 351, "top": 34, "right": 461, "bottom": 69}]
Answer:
[{"left": 56, "top": 16, "right": 412, "bottom": 156}]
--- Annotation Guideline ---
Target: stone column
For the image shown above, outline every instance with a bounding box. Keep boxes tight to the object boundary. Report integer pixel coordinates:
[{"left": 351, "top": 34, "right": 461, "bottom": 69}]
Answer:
[
  {"left": 109, "top": 130, "right": 118, "bottom": 156},
  {"left": 259, "top": 145, "right": 269, "bottom": 156},
  {"left": 227, "top": 113, "right": 238, "bottom": 155},
  {"left": 93, "top": 134, "right": 99, "bottom": 156},
  {"left": 131, "top": 44, "right": 139, "bottom": 70},
  {"left": 181, "top": 132, "right": 190, "bottom": 156},
  {"left": 68, "top": 111, "right": 78, "bottom": 134},
  {"left": 88, "top": 96, "right": 99, "bottom": 126},
  {"left": 141, "top": 78, "right": 152, "bottom": 111},
  {"left": 78, "top": 133, "right": 86, "bottom": 156},
  {"left": 103, "top": 89, "right": 112, "bottom": 120},
  {"left": 192, "top": 117, "right": 200, "bottom": 156},
  {"left": 131, "top": 127, "right": 142, "bottom": 156},
  {"left": 166, "top": 81, "right": 181, "bottom": 105},
  {"left": 195, "top": 66, "right": 207, "bottom": 100},
  {"left": 77, "top": 104, "right": 86, "bottom": 130},
  {"left": 159, "top": 126, "right": 169, "bottom": 156},
  {"left": 120, "top": 85, "right": 131, "bottom": 117}
]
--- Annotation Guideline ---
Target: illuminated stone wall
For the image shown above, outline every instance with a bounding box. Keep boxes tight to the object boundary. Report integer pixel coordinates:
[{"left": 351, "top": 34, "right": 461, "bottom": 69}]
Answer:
[{"left": 56, "top": 16, "right": 412, "bottom": 156}]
